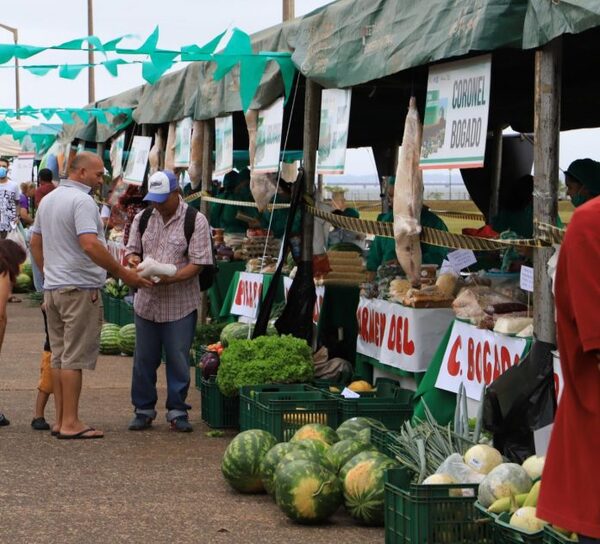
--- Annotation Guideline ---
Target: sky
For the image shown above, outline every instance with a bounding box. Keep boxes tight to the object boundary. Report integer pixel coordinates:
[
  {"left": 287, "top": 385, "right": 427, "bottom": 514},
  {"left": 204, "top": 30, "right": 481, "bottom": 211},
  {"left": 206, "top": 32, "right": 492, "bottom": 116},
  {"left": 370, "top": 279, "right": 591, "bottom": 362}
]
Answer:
[{"left": 0, "top": 0, "right": 598, "bottom": 178}]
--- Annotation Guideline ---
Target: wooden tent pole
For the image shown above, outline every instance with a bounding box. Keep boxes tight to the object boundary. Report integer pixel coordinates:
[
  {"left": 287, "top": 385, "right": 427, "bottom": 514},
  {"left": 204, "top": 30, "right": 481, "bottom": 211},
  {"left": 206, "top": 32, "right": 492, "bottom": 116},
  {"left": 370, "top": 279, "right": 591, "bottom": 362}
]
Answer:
[
  {"left": 301, "top": 79, "right": 322, "bottom": 262},
  {"left": 533, "top": 39, "right": 561, "bottom": 343},
  {"left": 199, "top": 119, "right": 214, "bottom": 325}
]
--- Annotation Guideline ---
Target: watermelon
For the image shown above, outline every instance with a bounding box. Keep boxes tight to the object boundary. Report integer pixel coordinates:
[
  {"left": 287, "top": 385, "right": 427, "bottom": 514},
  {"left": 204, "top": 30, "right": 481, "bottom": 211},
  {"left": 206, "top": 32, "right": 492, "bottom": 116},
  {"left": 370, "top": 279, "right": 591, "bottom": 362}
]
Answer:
[
  {"left": 21, "top": 262, "right": 32, "bottom": 278},
  {"left": 293, "top": 439, "right": 330, "bottom": 456},
  {"left": 260, "top": 442, "right": 299, "bottom": 496},
  {"left": 118, "top": 324, "right": 136, "bottom": 356},
  {"left": 291, "top": 424, "right": 339, "bottom": 446},
  {"left": 275, "top": 460, "right": 342, "bottom": 524},
  {"left": 326, "top": 439, "right": 376, "bottom": 474},
  {"left": 221, "top": 430, "right": 277, "bottom": 493},
  {"left": 219, "top": 321, "right": 277, "bottom": 347},
  {"left": 14, "top": 273, "right": 32, "bottom": 293},
  {"left": 336, "top": 417, "right": 382, "bottom": 441},
  {"left": 99, "top": 323, "right": 121, "bottom": 355},
  {"left": 340, "top": 451, "right": 399, "bottom": 526},
  {"left": 277, "top": 445, "right": 334, "bottom": 475}
]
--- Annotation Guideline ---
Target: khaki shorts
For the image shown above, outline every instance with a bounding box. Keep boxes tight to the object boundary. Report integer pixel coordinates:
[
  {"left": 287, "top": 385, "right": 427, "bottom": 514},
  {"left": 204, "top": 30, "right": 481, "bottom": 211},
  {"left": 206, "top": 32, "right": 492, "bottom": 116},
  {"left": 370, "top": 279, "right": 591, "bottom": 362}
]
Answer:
[
  {"left": 38, "top": 351, "right": 53, "bottom": 394},
  {"left": 44, "top": 287, "right": 103, "bottom": 371}
]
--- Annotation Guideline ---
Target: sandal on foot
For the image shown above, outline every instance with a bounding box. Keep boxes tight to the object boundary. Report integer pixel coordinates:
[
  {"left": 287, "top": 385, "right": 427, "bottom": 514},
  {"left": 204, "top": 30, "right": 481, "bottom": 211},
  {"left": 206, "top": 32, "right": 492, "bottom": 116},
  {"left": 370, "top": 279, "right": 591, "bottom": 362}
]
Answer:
[{"left": 56, "top": 427, "right": 103, "bottom": 440}]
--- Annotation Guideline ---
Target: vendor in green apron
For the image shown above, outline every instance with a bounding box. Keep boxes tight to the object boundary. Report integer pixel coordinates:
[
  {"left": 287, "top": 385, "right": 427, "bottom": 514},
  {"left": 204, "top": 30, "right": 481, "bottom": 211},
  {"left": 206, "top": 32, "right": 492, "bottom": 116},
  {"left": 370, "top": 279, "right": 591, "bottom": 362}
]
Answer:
[
  {"left": 564, "top": 158, "right": 600, "bottom": 207},
  {"left": 213, "top": 168, "right": 258, "bottom": 233},
  {"left": 326, "top": 186, "right": 364, "bottom": 249},
  {"left": 366, "top": 177, "right": 448, "bottom": 280}
]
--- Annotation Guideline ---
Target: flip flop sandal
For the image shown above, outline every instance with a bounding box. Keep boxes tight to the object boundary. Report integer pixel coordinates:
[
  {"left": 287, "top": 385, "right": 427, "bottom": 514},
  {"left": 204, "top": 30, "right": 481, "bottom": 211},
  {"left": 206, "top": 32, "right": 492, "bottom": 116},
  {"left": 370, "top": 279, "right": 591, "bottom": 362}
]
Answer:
[{"left": 56, "top": 427, "right": 103, "bottom": 440}]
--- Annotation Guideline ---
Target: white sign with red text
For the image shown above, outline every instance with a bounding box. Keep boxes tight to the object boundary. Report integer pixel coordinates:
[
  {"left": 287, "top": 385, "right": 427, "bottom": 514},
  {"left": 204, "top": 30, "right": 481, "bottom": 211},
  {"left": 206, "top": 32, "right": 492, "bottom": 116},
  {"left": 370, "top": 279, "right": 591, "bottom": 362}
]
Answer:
[
  {"left": 356, "top": 297, "right": 454, "bottom": 372},
  {"left": 283, "top": 277, "right": 324, "bottom": 325},
  {"left": 230, "top": 272, "right": 264, "bottom": 318},
  {"left": 436, "top": 320, "right": 527, "bottom": 400}
]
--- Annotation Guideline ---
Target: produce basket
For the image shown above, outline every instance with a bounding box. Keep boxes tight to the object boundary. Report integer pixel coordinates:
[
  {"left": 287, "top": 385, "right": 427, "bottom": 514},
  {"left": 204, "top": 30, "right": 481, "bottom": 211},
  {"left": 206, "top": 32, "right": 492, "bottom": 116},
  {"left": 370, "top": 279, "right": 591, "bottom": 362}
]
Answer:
[
  {"left": 102, "top": 292, "right": 120, "bottom": 324},
  {"left": 326, "top": 378, "right": 414, "bottom": 430},
  {"left": 474, "top": 501, "right": 499, "bottom": 540},
  {"left": 249, "top": 390, "right": 340, "bottom": 441},
  {"left": 199, "top": 375, "right": 239, "bottom": 429},
  {"left": 542, "top": 526, "right": 579, "bottom": 544},
  {"left": 494, "top": 512, "right": 544, "bottom": 544},
  {"left": 371, "top": 427, "right": 399, "bottom": 458},
  {"left": 385, "top": 468, "right": 493, "bottom": 544},
  {"left": 118, "top": 299, "right": 134, "bottom": 326},
  {"left": 239, "top": 383, "right": 318, "bottom": 432}
]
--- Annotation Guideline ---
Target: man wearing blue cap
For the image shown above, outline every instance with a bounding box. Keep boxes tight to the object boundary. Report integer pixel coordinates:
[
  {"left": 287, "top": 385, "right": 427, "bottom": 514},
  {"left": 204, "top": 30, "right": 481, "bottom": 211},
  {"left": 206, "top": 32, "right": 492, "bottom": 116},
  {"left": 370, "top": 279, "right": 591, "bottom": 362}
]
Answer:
[{"left": 125, "top": 170, "right": 214, "bottom": 432}]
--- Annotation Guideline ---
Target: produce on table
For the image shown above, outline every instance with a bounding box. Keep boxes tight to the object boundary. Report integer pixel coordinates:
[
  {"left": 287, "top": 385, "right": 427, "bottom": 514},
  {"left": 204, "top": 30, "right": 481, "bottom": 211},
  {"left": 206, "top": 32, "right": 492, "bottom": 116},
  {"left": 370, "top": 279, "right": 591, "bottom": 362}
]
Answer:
[
  {"left": 326, "top": 439, "right": 376, "bottom": 474},
  {"left": 464, "top": 444, "right": 503, "bottom": 475},
  {"left": 423, "top": 473, "right": 456, "bottom": 485},
  {"left": 260, "top": 442, "right": 300, "bottom": 496},
  {"left": 104, "top": 278, "right": 129, "bottom": 299},
  {"left": 221, "top": 430, "right": 277, "bottom": 493},
  {"left": 347, "top": 380, "right": 374, "bottom": 393},
  {"left": 521, "top": 455, "right": 545, "bottom": 480},
  {"left": 99, "top": 323, "right": 122, "bottom": 355},
  {"left": 340, "top": 450, "right": 399, "bottom": 525},
  {"left": 488, "top": 493, "right": 529, "bottom": 513},
  {"left": 509, "top": 506, "right": 547, "bottom": 533},
  {"left": 336, "top": 417, "right": 382, "bottom": 441},
  {"left": 477, "top": 463, "right": 533, "bottom": 507},
  {"left": 200, "top": 351, "right": 220, "bottom": 379},
  {"left": 216, "top": 335, "right": 313, "bottom": 396},
  {"left": 274, "top": 460, "right": 342, "bottom": 524},
  {"left": 118, "top": 324, "right": 136, "bottom": 356},
  {"left": 290, "top": 424, "right": 339, "bottom": 446},
  {"left": 219, "top": 321, "right": 277, "bottom": 348},
  {"left": 435, "top": 453, "right": 485, "bottom": 484},
  {"left": 205, "top": 342, "right": 224, "bottom": 355}
]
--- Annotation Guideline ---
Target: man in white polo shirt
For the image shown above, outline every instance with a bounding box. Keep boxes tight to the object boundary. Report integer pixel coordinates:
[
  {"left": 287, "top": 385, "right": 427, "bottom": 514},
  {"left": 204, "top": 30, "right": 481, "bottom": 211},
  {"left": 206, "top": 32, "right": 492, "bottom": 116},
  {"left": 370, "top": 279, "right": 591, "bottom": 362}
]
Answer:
[{"left": 30, "top": 152, "right": 152, "bottom": 439}]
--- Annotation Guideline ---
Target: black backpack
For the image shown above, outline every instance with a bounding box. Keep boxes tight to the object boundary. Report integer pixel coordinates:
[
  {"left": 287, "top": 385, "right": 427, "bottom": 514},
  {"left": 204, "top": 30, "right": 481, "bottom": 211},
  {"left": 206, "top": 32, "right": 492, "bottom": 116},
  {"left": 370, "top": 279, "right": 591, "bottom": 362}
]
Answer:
[{"left": 138, "top": 206, "right": 217, "bottom": 291}]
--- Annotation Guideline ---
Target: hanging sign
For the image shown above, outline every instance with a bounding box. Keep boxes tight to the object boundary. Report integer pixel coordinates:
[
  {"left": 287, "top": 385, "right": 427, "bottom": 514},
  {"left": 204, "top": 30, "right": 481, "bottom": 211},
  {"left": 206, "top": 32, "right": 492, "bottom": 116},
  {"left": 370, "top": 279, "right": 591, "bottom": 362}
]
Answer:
[
  {"left": 231, "top": 272, "right": 264, "bottom": 318},
  {"left": 520, "top": 265, "right": 534, "bottom": 293},
  {"left": 110, "top": 132, "right": 125, "bottom": 179},
  {"left": 420, "top": 54, "right": 492, "bottom": 170},
  {"left": 283, "top": 276, "right": 325, "bottom": 325},
  {"left": 122, "top": 135, "right": 152, "bottom": 186},
  {"left": 174, "top": 117, "right": 193, "bottom": 168},
  {"left": 446, "top": 249, "right": 477, "bottom": 272},
  {"left": 317, "top": 89, "right": 352, "bottom": 175},
  {"left": 254, "top": 98, "right": 284, "bottom": 173},
  {"left": 435, "top": 320, "right": 527, "bottom": 400},
  {"left": 356, "top": 297, "right": 453, "bottom": 372},
  {"left": 11, "top": 152, "right": 35, "bottom": 184},
  {"left": 214, "top": 116, "right": 234, "bottom": 176}
]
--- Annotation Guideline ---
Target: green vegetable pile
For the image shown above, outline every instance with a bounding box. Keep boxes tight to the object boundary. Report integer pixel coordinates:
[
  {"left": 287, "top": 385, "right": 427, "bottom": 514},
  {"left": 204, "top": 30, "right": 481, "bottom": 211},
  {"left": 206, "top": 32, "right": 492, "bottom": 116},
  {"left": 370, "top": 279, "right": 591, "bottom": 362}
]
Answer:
[
  {"left": 195, "top": 321, "right": 228, "bottom": 346},
  {"left": 216, "top": 335, "right": 314, "bottom": 397},
  {"left": 104, "top": 278, "right": 129, "bottom": 299}
]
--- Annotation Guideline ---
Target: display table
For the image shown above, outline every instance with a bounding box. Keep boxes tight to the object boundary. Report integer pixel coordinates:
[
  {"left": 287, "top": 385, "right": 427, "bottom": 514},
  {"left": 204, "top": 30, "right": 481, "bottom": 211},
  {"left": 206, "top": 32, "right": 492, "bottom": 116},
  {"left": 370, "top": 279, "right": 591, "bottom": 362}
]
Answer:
[
  {"left": 207, "top": 260, "right": 246, "bottom": 320},
  {"left": 412, "top": 319, "right": 533, "bottom": 425},
  {"left": 219, "top": 270, "right": 285, "bottom": 319}
]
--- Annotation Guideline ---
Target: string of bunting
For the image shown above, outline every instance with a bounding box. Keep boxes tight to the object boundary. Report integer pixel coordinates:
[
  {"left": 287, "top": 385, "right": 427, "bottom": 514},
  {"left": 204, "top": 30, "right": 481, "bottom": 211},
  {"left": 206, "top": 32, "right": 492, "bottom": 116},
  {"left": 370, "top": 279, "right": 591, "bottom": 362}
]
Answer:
[
  {"left": 0, "top": 106, "right": 133, "bottom": 125},
  {"left": 534, "top": 220, "right": 565, "bottom": 245}
]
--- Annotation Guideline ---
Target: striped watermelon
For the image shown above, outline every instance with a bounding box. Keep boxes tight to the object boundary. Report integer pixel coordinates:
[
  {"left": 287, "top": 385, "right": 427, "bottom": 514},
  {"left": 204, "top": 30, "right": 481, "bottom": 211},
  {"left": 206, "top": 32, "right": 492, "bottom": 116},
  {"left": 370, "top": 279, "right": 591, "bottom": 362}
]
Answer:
[
  {"left": 326, "top": 439, "right": 376, "bottom": 474},
  {"left": 275, "top": 460, "right": 342, "bottom": 524},
  {"left": 290, "top": 424, "right": 339, "bottom": 446},
  {"left": 340, "top": 450, "right": 399, "bottom": 526},
  {"left": 260, "top": 443, "right": 300, "bottom": 496},
  {"left": 222, "top": 430, "right": 277, "bottom": 493},
  {"left": 336, "top": 417, "right": 382, "bottom": 441},
  {"left": 276, "top": 445, "right": 335, "bottom": 475},
  {"left": 292, "top": 438, "right": 330, "bottom": 456},
  {"left": 118, "top": 324, "right": 136, "bottom": 356},
  {"left": 100, "top": 323, "right": 121, "bottom": 355}
]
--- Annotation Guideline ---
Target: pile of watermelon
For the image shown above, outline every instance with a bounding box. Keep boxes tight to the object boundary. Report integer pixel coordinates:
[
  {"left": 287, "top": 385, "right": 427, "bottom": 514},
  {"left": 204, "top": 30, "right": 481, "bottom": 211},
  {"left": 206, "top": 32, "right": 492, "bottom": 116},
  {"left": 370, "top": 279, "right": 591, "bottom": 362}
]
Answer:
[
  {"left": 221, "top": 418, "right": 399, "bottom": 526},
  {"left": 99, "top": 323, "right": 136, "bottom": 356}
]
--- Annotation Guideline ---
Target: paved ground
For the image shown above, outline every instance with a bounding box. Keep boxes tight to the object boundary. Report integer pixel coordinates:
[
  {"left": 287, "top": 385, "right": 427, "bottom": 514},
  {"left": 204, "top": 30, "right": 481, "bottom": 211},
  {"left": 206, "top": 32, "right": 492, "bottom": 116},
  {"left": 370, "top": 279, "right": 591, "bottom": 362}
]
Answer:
[{"left": 0, "top": 301, "right": 383, "bottom": 544}]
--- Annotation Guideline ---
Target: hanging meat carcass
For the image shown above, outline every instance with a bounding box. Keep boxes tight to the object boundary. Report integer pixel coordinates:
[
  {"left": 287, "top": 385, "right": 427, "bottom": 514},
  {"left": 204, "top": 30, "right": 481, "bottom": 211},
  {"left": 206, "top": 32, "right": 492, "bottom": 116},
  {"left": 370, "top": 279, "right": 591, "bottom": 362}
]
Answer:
[
  {"left": 188, "top": 120, "right": 204, "bottom": 190},
  {"left": 164, "top": 122, "right": 177, "bottom": 171},
  {"left": 147, "top": 127, "right": 165, "bottom": 175},
  {"left": 393, "top": 97, "right": 424, "bottom": 287}
]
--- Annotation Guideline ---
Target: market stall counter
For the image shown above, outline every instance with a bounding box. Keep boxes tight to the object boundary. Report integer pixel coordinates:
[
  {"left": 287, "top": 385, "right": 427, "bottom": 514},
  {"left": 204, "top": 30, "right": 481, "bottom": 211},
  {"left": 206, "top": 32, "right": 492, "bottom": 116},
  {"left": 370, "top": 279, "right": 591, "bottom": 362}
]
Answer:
[{"left": 208, "top": 260, "right": 246, "bottom": 319}]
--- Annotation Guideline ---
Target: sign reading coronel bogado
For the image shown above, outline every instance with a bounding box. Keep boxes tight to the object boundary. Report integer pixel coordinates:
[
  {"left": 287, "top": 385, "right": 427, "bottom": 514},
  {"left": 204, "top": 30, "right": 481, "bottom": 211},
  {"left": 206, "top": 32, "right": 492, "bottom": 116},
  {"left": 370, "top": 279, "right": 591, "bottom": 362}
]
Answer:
[{"left": 420, "top": 54, "right": 491, "bottom": 170}]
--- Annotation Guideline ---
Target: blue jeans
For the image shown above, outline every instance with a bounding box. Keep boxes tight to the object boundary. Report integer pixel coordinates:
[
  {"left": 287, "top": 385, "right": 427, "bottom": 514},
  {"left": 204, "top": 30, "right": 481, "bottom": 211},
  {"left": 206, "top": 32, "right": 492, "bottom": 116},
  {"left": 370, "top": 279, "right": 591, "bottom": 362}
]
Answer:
[
  {"left": 131, "top": 310, "right": 197, "bottom": 422},
  {"left": 580, "top": 537, "right": 600, "bottom": 544}
]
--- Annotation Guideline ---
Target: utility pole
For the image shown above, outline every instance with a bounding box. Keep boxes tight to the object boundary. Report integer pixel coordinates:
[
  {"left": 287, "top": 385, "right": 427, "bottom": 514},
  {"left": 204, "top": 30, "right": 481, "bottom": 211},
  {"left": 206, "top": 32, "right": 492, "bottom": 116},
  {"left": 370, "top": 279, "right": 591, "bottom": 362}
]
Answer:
[
  {"left": 0, "top": 23, "right": 20, "bottom": 117},
  {"left": 283, "top": 0, "right": 295, "bottom": 21},
  {"left": 87, "top": 0, "right": 96, "bottom": 104}
]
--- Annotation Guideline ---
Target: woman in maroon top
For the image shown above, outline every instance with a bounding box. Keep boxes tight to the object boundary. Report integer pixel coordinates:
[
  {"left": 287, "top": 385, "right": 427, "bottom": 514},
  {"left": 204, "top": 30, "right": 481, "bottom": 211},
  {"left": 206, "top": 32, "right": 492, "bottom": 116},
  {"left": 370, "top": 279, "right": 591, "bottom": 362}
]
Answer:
[{"left": 537, "top": 197, "right": 600, "bottom": 542}]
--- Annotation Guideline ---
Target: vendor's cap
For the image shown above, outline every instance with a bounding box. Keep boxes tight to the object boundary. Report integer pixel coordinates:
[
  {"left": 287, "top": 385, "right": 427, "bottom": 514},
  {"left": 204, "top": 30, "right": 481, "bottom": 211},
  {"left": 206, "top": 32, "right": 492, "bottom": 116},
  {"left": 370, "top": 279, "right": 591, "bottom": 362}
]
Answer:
[
  {"left": 565, "top": 158, "right": 600, "bottom": 195},
  {"left": 144, "top": 170, "right": 178, "bottom": 203}
]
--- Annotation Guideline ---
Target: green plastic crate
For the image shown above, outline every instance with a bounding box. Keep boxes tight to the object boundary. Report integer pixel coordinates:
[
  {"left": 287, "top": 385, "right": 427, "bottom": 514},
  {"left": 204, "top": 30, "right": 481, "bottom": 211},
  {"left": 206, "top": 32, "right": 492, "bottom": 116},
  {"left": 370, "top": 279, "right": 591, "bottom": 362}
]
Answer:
[
  {"left": 385, "top": 468, "right": 493, "bottom": 544},
  {"left": 543, "top": 526, "right": 579, "bottom": 544},
  {"left": 249, "top": 390, "right": 340, "bottom": 441},
  {"left": 119, "top": 299, "right": 134, "bottom": 326},
  {"left": 494, "top": 512, "right": 544, "bottom": 544},
  {"left": 199, "top": 375, "right": 239, "bottom": 429},
  {"left": 103, "top": 293, "right": 120, "bottom": 324},
  {"left": 239, "top": 384, "right": 317, "bottom": 432},
  {"left": 474, "top": 501, "right": 499, "bottom": 541}
]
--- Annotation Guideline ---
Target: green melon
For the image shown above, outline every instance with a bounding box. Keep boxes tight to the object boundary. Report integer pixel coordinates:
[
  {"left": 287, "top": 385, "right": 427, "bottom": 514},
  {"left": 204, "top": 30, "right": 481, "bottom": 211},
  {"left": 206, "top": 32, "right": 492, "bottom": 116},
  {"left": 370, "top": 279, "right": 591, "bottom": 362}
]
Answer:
[
  {"left": 118, "top": 324, "right": 136, "bottom": 356},
  {"left": 477, "top": 463, "right": 533, "bottom": 508},
  {"left": 276, "top": 445, "right": 335, "bottom": 475},
  {"left": 221, "top": 430, "right": 277, "bottom": 493},
  {"left": 326, "top": 439, "right": 376, "bottom": 474},
  {"left": 275, "top": 460, "right": 342, "bottom": 524},
  {"left": 340, "top": 451, "right": 399, "bottom": 526},
  {"left": 14, "top": 272, "right": 32, "bottom": 293},
  {"left": 260, "top": 442, "right": 299, "bottom": 497},
  {"left": 99, "top": 323, "right": 121, "bottom": 355},
  {"left": 293, "top": 439, "right": 330, "bottom": 456},
  {"left": 290, "top": 423, "right": 339, "bottom": 446},
  {"left": 336, "top": 417, "right": 383, "bottom": 441}
]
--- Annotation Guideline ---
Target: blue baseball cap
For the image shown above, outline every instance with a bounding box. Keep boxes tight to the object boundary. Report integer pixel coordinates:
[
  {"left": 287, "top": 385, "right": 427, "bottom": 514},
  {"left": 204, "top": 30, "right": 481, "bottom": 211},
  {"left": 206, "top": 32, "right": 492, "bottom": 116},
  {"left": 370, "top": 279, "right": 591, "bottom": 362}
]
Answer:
[{"left": 144, "top": 170, "right": 178, "bottom": 203}]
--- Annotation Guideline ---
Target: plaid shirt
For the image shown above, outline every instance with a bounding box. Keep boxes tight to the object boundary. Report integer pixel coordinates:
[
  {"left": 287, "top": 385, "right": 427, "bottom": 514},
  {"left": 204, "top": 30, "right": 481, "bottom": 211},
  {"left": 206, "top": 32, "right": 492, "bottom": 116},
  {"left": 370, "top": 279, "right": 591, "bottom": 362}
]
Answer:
[{"left": 125, "top": 198, "right": 213, "bottom": 323}]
